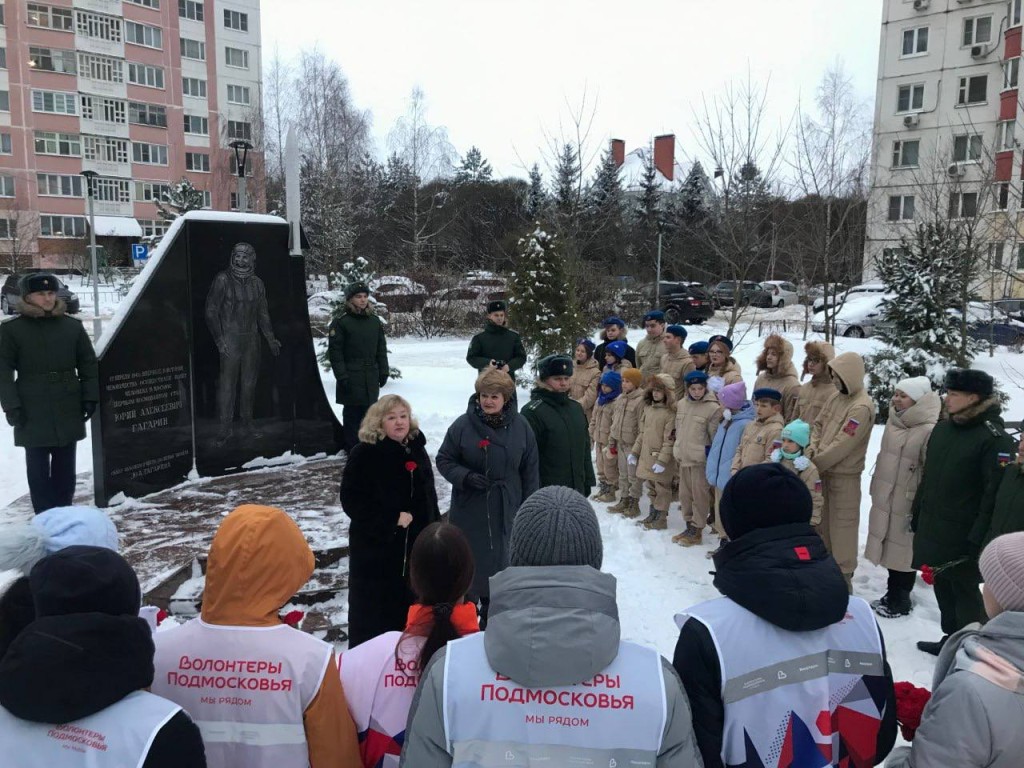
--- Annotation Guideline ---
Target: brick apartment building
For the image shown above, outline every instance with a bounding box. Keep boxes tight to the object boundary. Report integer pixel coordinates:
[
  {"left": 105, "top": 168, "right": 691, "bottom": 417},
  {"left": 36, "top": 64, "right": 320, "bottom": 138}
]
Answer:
[{"left": 0, "top": 0, "right": 262, "bottom": 269}]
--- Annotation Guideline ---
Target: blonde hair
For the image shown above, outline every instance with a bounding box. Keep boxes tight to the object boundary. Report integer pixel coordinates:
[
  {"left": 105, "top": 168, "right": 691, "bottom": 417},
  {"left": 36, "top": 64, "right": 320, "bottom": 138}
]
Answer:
[
  {"left": 358, "top": 394, "right": 421, "bottom": 444},
  {"left": 475, "top": 368, "right": 516, "bottom": 399}
]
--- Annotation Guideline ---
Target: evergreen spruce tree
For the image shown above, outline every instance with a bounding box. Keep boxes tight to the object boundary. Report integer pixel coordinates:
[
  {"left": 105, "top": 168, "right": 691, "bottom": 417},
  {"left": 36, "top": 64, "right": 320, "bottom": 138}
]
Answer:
[
  {"left": 584, "top": 147, "right": 627, "bottom": 267},
  {"left": 508, "top": 226, "right": 587, "bottom": 364},
  {"left": 672, "top": 162, "right": 717, "bottom": 281},
  {"left": 156, "top": 178, "right": 206, "bottom": 222},
  {"left": 631, "top": 145, "right": 664, "bottom": 271},
  {"left": 526, "top": 163, "right": 547, "bottom": 219},
  {"left": 454, "top": 146, "right": 493, "bottom": 184}
]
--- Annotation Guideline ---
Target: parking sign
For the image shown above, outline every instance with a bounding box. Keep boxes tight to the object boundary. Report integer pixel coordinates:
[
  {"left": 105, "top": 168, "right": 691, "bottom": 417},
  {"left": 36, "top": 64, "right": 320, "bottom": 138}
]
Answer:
[{"left": 131, "top": 243, "right": 148, "bottom": 265}]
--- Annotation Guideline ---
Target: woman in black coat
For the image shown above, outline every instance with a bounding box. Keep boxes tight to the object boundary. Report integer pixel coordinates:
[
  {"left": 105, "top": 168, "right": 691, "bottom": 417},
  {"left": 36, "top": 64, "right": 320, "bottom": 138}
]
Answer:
[
  {"left": 436, "top": 369, "right": 539, "bottom": 624},
  {"left": 340, "top": 394, "right": 440, "bottom": 647}
]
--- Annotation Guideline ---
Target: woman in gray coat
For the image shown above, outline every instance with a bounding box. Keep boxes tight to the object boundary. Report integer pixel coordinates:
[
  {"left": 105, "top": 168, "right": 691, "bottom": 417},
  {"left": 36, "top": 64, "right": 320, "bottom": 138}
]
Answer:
[
  {"left": 436, "top": 368, "right": 539, "bottom": 624},
  {"left": 886, "top": 532, "right": 1024, "bottom": 768}
]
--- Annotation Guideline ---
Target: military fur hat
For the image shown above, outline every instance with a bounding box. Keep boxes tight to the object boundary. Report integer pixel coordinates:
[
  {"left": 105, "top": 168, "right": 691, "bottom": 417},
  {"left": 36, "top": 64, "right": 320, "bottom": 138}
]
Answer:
[
  {"left": 20, "top": 273, "right": 59, "bottom": 297},
  {"left": 538, "top": 354, "right": 573, "bottom": 379},
  {"left": 487, "top": 300, "right": 507, "bottom": 314},
  {"left": 345, "top": 282, "right": 371, "bottom": 300},
  {"left": 944, "top": 368, "right": 994, "bottom": 398}
]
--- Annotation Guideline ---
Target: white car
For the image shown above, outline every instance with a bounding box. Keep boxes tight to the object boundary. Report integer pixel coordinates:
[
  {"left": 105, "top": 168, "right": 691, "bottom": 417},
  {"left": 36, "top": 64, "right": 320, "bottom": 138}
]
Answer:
[
  {"left": 760, "top": 280, "right": 800, "bottom": 308},
  {"left": 811, "top": 293, "right": 892, "bottom": 338},
  {"left": 421, "top": 285, "right": 508, "bottom": 325},
  {"left": 813, "top": 283, "right": 886, "bottom": 314}
]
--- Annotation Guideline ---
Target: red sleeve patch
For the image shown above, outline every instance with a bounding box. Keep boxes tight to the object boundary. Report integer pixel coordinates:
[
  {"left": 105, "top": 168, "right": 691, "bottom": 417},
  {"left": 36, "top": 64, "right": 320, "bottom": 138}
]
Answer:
[
  {"left": 842, "top": 418, "right": 860, "bottom": 436},
  {"left": 814, "top": 480, "right": 822, "bottom": 493},
  {"left": 794, "top": 546, "right": 811, "bottom": 561}
]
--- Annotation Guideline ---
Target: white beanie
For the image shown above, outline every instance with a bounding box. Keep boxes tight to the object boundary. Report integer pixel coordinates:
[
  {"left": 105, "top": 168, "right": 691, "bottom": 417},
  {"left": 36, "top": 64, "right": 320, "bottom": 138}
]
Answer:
[
  {"left": 0, "top": 525, "right": 48, "bottom": 575},
  {"left": 894, "top": 376, "right": 932, "bottom": 403}
]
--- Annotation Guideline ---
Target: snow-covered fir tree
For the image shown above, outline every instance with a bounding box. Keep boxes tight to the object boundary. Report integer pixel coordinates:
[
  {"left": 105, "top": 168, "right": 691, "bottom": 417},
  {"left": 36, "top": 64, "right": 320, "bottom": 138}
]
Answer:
[
  {"left": 156, "top": 178, "right": 206, "bottom": 223},
  {"left": 526, "top": 163, "right": 547, "bottom": 219},
  {"left": 454, "top": 146, "right": 493, "bottom": 184},
  {"left": 866, "top": 221, "right": 972, "bottom": 419},
  {"left": 632, "top": 146, "right": 664, "bottom": 266},
  {"left": 508, "top": 226, "right": 586, "bottom": 364},
  {"left": 585, "top": 147, "right": 627, "bottom": 265}
]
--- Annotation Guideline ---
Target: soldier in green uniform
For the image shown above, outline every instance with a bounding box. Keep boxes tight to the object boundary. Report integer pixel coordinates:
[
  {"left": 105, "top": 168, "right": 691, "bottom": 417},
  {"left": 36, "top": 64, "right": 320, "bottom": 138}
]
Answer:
[
  {"left": 328, "top": 282, "right": 389, "bottom": 451},
  {"left": 0, "top": 273, "right": 97, "bottom": 513},
  {"left": 520, "top": 354, "right": 595, "bottom": 496},
  {"left": 465, "top": 300, "right": 527, "bottom": 375}
]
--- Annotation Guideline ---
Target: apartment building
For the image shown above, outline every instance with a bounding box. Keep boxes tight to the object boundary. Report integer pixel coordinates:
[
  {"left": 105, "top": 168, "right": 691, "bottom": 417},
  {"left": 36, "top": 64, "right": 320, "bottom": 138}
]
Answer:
[
  {"left": 0, "top": 0, "right": 262, "bottom": 269},
  {"left": 865, "top": 0, "right": 1024, "bottom": 297}
]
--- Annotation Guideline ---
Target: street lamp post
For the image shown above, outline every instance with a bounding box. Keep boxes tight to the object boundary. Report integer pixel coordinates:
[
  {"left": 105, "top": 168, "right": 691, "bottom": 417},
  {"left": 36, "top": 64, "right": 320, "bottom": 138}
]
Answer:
[
  {"left": 230, "top": 140, "right": 253, "bottom": 212},
  {"left": 80, "top": 170, "right": 101, "bottom": 340}
]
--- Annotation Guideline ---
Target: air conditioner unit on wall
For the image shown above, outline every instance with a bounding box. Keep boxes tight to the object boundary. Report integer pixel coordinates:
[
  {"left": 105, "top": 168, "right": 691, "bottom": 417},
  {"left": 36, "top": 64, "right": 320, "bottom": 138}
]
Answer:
[
  {"left": 972, "top": 45, "right": 986, "bottom": 58},
  {"left": 904, "top": 114, "right": 921, "bottom": 128},
  {"left": 948, "top": 163, "right": 965, "bottom": 177},
  {"left": 913, "top": 0, "right": 930, "bottom": 10}
]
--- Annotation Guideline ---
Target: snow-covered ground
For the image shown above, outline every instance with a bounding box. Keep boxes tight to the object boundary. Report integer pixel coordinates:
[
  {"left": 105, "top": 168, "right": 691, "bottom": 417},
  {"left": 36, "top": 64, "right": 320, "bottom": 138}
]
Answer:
[{"left": 3, "top": 302, "right": 1024, "bottom": 693}]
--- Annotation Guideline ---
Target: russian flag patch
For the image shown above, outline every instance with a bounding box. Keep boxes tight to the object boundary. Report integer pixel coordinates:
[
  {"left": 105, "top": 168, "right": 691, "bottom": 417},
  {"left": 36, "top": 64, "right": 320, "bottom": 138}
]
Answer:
[
  {"left": 842, "top": 418, "right": 860, "bottom": 436},
  {"left": 814, "top": 480, "right": 822, "bottom": 493},
  {"left": 999, "top": 452, "right": 1013, "bottom": 468}
]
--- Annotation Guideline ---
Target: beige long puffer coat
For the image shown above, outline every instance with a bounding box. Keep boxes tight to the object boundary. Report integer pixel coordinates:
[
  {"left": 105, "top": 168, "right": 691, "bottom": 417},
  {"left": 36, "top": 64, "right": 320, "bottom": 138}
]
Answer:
[
  {"left": 631, "top": 375, "right": 677, "bottom": 482},
  {"left": 754, "top": 335, "right": 801, "bottom": 422},
  {"left": 864, "top": 391, "right": 941, "bottom": 570},
  {"left": 806, "top": 352, "right": 876, "bottom": 476}
]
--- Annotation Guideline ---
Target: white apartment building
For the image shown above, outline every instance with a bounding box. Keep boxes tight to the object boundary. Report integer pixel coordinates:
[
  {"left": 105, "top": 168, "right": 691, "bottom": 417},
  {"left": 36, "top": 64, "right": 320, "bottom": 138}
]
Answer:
[{"left": 865, "top": 0, "right": 1024, "bottom": 298}]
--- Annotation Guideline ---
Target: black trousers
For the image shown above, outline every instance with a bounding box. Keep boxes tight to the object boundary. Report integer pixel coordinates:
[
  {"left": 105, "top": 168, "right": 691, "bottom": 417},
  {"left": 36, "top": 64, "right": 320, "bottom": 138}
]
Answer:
[
  {"left": 887, "top": 569, "right": 917, "bottom": 593},
  {"left": 934, "top": 560, "right": 985, "bottom": 635},
  {"left": 26, "top": 444, "right": 77, "bottom": 514},
  {"left": 342, "top": 405, "right": 369, "bottom": 451}
]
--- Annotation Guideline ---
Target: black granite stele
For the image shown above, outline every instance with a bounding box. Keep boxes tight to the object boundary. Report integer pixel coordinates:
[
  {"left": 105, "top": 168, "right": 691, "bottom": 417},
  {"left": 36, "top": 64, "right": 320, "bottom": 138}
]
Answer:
[{"left": 92, "top": 215, "right": 341, "bottom": 506}]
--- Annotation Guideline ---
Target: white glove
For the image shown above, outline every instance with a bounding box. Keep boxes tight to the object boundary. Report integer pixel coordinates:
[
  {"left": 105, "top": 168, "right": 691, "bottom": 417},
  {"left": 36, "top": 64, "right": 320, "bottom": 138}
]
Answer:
[
  {"left": 652, "top": 463, "right": 666, "bottom": 474},
  {"left": 708, "top": 376, "right": 725, "bottom": 393},
  {"left": 770, "top": 448, "right": 782, "bottom": 462},
  {"left": 794, "top": 456, "right": 811, "bottom": 471},
  {"left": 721, "top": 409, "right": 733, "bottom": 422},
  {"left": 627, "top": 454, "right": 638, "bottom": 466}
]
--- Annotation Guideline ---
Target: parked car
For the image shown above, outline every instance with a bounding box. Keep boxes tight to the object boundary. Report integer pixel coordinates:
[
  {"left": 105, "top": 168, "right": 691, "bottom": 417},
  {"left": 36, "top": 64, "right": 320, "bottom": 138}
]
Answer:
[
  {"left": 461, "top": 270, "right": 507, "bottom": 292},
  {"left": 369, "top": 275, "right": 428, "bottom": 313},
  {"left": 1, "top": 272, "right": 80, "bottom": 315},
  {"left": 422, "top": 286, "right": 508, "bottom": 326},
  {"left": 307, "top": 290, "right": 389, "bottom": 324},
  {"left": 812, "top": 283, "right": 886, "bottom": 314},
  {"left": 760, "top": 280, "right": 800, "bottom": 308},
  {"left": 811, "top": 293, "right": 892, "bottom": 338},
  {"left": 615, "top": 281, "right": 714, "bottom": 324},
  {"left": 711, "top": 280, "right": 771, "bottom": 308},
  {"left": 994, "top": 298, "right": 1024, "bottom": 322},
  {"left": 951, "top": 302, "right": 1024, "bottom": 346}
]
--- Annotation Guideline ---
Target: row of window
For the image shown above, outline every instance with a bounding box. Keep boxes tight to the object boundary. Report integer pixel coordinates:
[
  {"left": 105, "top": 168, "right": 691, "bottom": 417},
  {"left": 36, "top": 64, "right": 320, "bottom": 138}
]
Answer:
[
  {"left": 0, "top": 174, "right": 215, "bottom": 206},
  {"left": 900, "top": 2, "right": 1024, "bottom": 60},
  {"left": 0, "top": 216, "right": 175, "bottom": 240},
  {"left": 896, "top": 72, "right": 995, "bottom": 113},
  {"left": 27, "top": 2, "right": 249, "bottom": 35},
  {"left": 886, "top": 188, "right": 1011, "bottom": 223},
  {"left": 890, "top": 126, "right": 1017, "bottom": 171},
  {"left": 31, "top": 131, "right": 217, "bottom": 169}
]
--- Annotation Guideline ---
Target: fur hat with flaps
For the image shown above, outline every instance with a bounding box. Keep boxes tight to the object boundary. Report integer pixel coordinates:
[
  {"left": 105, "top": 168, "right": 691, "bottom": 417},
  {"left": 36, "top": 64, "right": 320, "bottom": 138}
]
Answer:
[
  {"left": 645, "top": 373, "right": 677, "bottom": 407},
  {"left": 475, "top": 368, "right": 516, "bottom": 400},
  {"left": 944, "top": 368, "right": 994, "bottom": 399},
  {"left": 756, "top": 334, "right": 794, "bottom": 375},
  {"left": 802, "top": 341, "right": 836, "bottom": 379}
]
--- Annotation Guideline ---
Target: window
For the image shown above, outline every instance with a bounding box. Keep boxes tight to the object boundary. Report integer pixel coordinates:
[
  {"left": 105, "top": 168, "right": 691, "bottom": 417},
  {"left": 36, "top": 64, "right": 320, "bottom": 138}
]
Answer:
[
  {"left": 129, "top": 102, "right": 167, "bottom": 128},
  {"left": 135, "top": 181, "right": 170, "bottom": 203},
  {"left": 888, "top": 195, "right": 915, "bottom": 222},
  {"left": 75, "top": 11, "right": 122, "bottom": 42},
  {"left": 999, "top": 120, "right": 1016, "bottom": 151},
  {"left": 224, "top": 9, "right": 248, "bottom": 31},
  {"left": 132, "top": 142, "right": 169, "bottom": 165},
  {"left": 226, "top": 120, "right": 252, "bottom": 141},
  {"left": 78, "top": 53, "right": 124, "bottom": 84},
  {"left": 93, "top": 178, "right": 131, "bottom": 203},
  {"left": 963, "top": 16, "right": 993, "bottom": 46},
  {"left": 1014, "top": 0, "right": 1023, "bottom": 28},
  {"left": 84, "top": 136, "right": 129, "bottom": 164},
  {"left": 185, "top": 152, "right": 210, "bottom": 172},
  {"left": 0, "top": 91, "right": 8, "bottom": 112},
  {"left": 125, "top": 21, "right": 162, "bottom": 49},
  {"left": 902, "top": 26, "right": 928, "bottom": 57},
  {"left": 80, "top": 95, "right": 126, "bottom": 124},
  {"left": 1006, "top": 58, "right": 1020, "bottom": 90},
  {"left": 128, "top": 63, "right": 165, "bottom": 89},
  {"left": 949, "top": 191, "right": 979, "bottom": 219},
  {"left": 0, "top": 175, "right": 14, "bottom": 197},
  {"left": 31, "top": 90, "right": 77, "bottom": 116},
  {"left": 953, "top": 134, "right": 984, "bottom": 163},
  {"left": 958, "top": 75, "right": 988, "bottom": 105},
  {"left": 230, "top": 192, "right": 238, "bottom": 210},
  {"left": 225, "top": 47, "right": 249, "bottom": 69},
  {"left": 0, "top": 220, "right": 12, "bottom": 240},
  {"left": 178, "top": 0, "right": 203, "bottom": 21},
  {"left": 126, "top": 0, "right": 160, "bottom": 7},
  {"left": 0, "top": 133, "right": 10, "bottom": 154},
  {"left": 0, "top": 48, "right": 6, "bottom": 69},
  {"left": 996, "top": 183, "right": 1011, "bottom": 211},
  {"left": 138, "top": 219, "right": 170, "bottom": 238},
  {"left": 989, "top": 242, "right": 1006, "bottom": 269},
  {"left": 27, "top": 4, "right": 72, "bottom": 31},
  {"left": 180, "top": 38, "right": 206, "bottom": 61},
  {"left": 183, "top": 114, "right": 209, "bottom": 135},
  {"left": 201, "top": 190, "right": 212, "bottom": 208},
  {"left": 892, "top": 139, "right": 920, "bottom": 168},
  {"left": 40, "top": 216, "right": 87, "bottom": 238},
  {"left": 229, "top": 154, "right": 253, "bottom": 177},
  {"left": 0, "top": 4, "right": 4, "bottom": 25},
  {"left": 897, "top": 83, "right": 925, "bottom": 112},
  {"left": 226, "top": 84, "right": 250, "bottom": 105},
  {"left": 34, "top": 131, "right": 81, "bottom": 157},
  {"left": 37, "top": 173, "right": 83, "bottom": 197},
  {"left": 183, "top": 77, "right": 207, "bottom": 98},
  {"left": 29, "top": 47, "right": 76, "bottom": 74}
]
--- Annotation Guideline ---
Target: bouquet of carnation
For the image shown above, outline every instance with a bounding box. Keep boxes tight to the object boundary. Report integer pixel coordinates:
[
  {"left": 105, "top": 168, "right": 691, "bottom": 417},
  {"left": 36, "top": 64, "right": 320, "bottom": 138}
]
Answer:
[
  {"left": 893, "top": 681, "right": 932, "bottom": 740},
  {"left": 919, "top": 556, "right": 970, "bottom": 585}
]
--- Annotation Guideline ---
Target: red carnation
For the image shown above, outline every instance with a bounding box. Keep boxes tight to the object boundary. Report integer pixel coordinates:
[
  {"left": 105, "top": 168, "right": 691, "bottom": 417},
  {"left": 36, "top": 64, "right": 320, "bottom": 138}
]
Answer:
[
  {"left": 282, "top": 610, "right": 305, "bottom": 628},
  {"left": 156, "top": 609, "right": 169, "bottom": 626},
  {"left": 405, "top": 461, "right": 417, "bottom": 472},
  {"left": 478, "top": 438, "right": 490, "bottom": 449},
  {"left": 920, "top": 565, "right": 935, "bottom": 586},
  {"left": 893, "top": 681, "right": 932, "bottom": 741}
]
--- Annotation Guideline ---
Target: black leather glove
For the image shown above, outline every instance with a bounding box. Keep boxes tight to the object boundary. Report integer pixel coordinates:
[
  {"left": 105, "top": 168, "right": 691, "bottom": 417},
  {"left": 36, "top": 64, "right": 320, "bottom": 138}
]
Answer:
[
  {"left": 82, "top": 401, "right": 98, "bottom": 422},
  {"left": 465, "top": 472, "right": 490, "bottom": 491},
  {"left": 5, "top": 409, "right": 22, "bottom": 428},
  {"left": 378, "top": 375, "right": 389, "bottom": 388}
]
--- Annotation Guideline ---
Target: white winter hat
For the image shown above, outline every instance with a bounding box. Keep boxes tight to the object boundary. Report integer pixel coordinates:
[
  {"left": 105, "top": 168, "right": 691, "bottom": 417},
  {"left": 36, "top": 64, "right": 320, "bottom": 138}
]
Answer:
[
  {"left": 894, "top": 376, "right": 932, "bottom": 403},
  {"left": 0, "top": 525, "right": 48, "bottom": 575}
]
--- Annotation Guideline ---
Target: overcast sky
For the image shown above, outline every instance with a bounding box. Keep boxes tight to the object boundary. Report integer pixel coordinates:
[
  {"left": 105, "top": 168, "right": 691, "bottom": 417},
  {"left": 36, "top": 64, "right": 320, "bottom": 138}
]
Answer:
[{"left": 260, "top": 0, "right": 885, "bottom": 179}]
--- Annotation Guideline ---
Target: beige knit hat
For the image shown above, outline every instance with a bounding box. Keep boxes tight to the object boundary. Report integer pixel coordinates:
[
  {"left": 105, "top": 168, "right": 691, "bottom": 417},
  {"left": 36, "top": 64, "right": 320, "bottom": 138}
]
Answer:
[{"left": 980, "top": 532, "right": 1024, "bottom": 612}]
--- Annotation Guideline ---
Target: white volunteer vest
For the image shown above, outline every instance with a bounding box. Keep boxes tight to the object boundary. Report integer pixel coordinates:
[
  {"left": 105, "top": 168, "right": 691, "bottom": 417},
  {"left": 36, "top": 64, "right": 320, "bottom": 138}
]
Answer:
[
  {"left": 0, "top": 690, "right": 180, "bottom": 768},
  {"left": 151, "top": 619, "right": 332, "bottom": 768},
  {"left": 443, "top": 633, "right": 667, "bottom": 767},
  {"left": 679, "top": 596, "right": 886, "bottom": 768}
]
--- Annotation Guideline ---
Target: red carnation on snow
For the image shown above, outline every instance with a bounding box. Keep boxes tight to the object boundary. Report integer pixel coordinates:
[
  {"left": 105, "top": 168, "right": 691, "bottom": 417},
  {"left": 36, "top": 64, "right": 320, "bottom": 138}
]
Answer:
[
  {"left": 478, "top": 438, "right": 490, "bottom": 449},
  {"left": 282, "top": 610, "right": 305, "bottom": 628},
  {"left": 893, "top": 681, "right": 932, "bottom": 740},
  {"left": 404, "top": 461, "right": 417, "bottom": 472}
]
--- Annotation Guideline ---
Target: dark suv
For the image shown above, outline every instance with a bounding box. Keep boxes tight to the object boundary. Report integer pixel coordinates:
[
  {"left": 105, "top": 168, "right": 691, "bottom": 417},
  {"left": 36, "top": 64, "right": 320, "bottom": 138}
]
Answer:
[
  {"left": 615, "top": 281, "right": 715, "bottom": 324},
  {"left": 711, "top": 280, "right": 771, "bottom": 308},
  {"left": 1, "top": 272, "right": 81, "bottom": 315}
]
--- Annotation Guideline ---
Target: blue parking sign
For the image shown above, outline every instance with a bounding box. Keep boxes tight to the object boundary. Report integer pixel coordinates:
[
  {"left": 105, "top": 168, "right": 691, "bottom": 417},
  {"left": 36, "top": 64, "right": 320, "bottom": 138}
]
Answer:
[{"left": 131, "top": 243, "right": 148, "bottom": 264}]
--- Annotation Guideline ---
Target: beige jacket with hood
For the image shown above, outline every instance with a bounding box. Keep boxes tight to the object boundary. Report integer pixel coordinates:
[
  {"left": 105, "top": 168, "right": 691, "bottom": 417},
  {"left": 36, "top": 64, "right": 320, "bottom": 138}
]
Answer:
[
  {"left": 865, "top": 391, "right": 941, "bottom": 571},
  {"left": 660, "top": 349, "right": 697, "bottom": 400},
  {"left": 570, "top": 357, "right": 601, "bottom": 421},
  {"left": 631, "top": 375, "right": 678, "bottom": 481},
  {"left": 754, "top": 335, "right": 801, "bottom": 422},
  {"left": 610, "top": 386, "right": 645, "bottom": 450},
  {"left": 731, "top": 412, "right": 785, "bottom": 474},
  {"left": 795, "top": 341, "right": 836, "bottom": 427},
  {"left": 806, "top": 352, "right": 876, "bottom": 476},
  {"left": 673, "top": 390, "right": 723, "bottom": 467},
  {"left": 590, "top": 392, "right": 616, "bottom": 444}
]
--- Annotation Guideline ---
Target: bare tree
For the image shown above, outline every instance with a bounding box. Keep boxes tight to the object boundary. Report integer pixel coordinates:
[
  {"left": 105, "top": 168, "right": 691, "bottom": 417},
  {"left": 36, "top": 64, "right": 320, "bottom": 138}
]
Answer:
[
  {"left": 262, "top": 46, "right": 293, "bottom": 209},
  {"left": 0, "top": 203, "right": 39, "bottom": 276}
]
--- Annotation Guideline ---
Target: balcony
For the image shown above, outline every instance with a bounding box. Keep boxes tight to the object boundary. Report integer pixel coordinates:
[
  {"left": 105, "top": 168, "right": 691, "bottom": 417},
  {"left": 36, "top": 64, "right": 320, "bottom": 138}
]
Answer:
[
  {"left": 75, "top": 33, "right": 125, "bottom": 60},
  {"left": 80, "top": 117, "right": 129, "bottom": 140},
  {"left": 73, "top": 0, "right": 124, "bottom": 16},
  {"left": 77, "top": 75, "right": 127, "bottom": 101},
  {"left": 81, "top": 157, "right": 131, "bottom": 179},
  {"left": 92, "top": 200, "right": 133, "bottom": 218}
]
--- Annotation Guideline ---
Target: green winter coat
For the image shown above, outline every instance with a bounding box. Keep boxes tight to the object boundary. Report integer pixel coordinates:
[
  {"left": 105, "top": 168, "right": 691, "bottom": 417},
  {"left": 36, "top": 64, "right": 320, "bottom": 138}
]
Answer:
[
  {"left": 520, "top": 385, "right": 595, "bottom": 496},
  {"left": 0, "top": 300, "right": 98, "bottom": 448},
  {"left": 465, "top": 322, "right": 528, "bottom": 373},
  {"left": 983, "top": 461, "right": 1024, "bottom": 549},
  {"left": 912, "top": 397, "right": 1016, "bottom": 568},
  {"left": 327, "top": 304, "right": 389, "bottom": 406}
]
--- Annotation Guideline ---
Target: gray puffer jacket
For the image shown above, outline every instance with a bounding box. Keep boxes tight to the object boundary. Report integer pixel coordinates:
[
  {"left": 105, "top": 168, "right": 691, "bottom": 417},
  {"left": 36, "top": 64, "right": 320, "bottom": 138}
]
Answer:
[
  {"left": 886, "top": 611, "right": 1024, "bottom": 768},
  {"left": 399, "top": 566, "right": 702, "bottom": 767}
]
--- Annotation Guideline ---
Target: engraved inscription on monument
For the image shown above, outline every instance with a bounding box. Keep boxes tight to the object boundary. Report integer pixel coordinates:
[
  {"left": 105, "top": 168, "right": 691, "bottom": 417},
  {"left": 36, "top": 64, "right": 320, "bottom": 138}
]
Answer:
[{"left": 105, "top": 365, "right": 189, "bottom": 479}]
